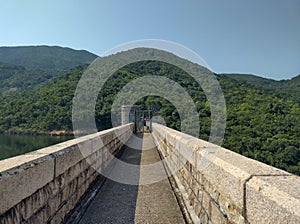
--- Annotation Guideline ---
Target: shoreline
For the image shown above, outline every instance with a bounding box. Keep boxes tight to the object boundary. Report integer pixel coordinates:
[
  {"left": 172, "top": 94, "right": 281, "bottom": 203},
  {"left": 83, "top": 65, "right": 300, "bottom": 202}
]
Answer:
[{"left": 0, "top": 130, "right": 75, "bottom": 137}]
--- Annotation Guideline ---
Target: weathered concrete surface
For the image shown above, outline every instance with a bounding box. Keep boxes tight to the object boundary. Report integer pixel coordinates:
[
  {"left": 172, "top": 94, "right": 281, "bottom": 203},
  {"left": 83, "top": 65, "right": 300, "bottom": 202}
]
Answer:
[
  {"left": 0, "top": 154, "right": 54, "bottom": 215},
  {"left": 246, "top": 175, "right": 300, "bottom": 224},
  {"left": 78, "top": 133, "right": 185, "bottom": 224},
  {"left": 134, "top": 134, "right": 185, "bottom": 224},
  {"left": 152, "top": 123, "right": 300, "bottom": 224},
  {"left": 0, "top": 124, "right": 133, "bottom": 224}
]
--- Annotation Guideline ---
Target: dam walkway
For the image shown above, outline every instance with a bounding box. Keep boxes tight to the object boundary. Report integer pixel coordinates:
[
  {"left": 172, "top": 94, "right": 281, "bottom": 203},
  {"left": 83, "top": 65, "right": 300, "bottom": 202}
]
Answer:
[
  {"left": 1, "top": 123, "right": 299, "bottom": 224},
  {"left": 77, "top": 133, "right": 185, "bottom": 224}
]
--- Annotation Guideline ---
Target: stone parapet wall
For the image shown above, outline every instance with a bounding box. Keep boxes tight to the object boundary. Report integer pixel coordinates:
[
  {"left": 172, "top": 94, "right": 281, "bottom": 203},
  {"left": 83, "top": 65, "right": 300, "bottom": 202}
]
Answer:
[
  {"left": 152, "top": 123, "right": 300, "bottom": 224},
  {"left": 0, "top": 123, "right": 133, "bottom": 224}
]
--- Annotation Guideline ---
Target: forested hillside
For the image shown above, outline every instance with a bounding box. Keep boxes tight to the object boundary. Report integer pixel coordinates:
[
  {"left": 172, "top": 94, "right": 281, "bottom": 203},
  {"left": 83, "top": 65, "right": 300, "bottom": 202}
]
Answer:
[
  {"left": 223, "top": 73, "right": 300, "bottom": 104},
  {"left": 0, "top": 62, "right": 57, "bottom": 92},
  {"left": 0, "top": 48, "right": 299, "bottom": 175},
  {"left": 0, "top": 46, "right": 97, "bottom": 70},
  {"left": 0, "top": 46, "right": 98, "bottom": 92}
]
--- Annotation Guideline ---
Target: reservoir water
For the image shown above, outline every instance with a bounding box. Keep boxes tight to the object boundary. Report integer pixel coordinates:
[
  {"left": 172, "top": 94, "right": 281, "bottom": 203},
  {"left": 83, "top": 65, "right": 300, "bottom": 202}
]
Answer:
[{"left": 0, "top": 134, "right": 73, "bottom": 161}]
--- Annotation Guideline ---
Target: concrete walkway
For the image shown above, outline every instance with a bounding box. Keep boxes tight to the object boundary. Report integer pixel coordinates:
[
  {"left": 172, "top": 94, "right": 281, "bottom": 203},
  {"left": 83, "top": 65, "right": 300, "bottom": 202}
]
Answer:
[{"left": 78, "top": 133, "right": 185, "bottom": 224}]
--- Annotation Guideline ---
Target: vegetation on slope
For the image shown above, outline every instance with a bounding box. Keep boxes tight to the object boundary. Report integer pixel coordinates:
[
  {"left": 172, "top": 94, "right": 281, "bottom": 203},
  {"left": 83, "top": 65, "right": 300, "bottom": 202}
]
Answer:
[
  {"left": 0, "top": 46, "right": 98, "bottom": 94},
  {"left": 0, "top": 49, "right": 299, "bottom": 175},
  {"left": 218, "top": 75, "right": 300, "bottom": 174},
  {"left": 0, "top": 62, "right": 57, "bottom": 92},
  {"left": 223, "top": 73, "right": 300, "bottom": 104},
  {"left": 0, "top": 46, "right": 98, "bottom": 71}
]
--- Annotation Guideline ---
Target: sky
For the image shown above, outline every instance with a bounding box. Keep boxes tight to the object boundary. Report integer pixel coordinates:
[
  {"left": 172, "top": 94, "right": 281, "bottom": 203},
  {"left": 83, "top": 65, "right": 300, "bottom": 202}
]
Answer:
[{"left": 0, "top": 0, "right": 299, "bottom": 80}]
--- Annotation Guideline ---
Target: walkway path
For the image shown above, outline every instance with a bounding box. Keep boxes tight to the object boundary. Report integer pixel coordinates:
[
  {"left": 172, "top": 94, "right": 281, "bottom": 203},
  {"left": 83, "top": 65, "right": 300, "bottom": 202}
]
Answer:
[{"left": 78, "top": 133, "right": 185, "bottom": 224}]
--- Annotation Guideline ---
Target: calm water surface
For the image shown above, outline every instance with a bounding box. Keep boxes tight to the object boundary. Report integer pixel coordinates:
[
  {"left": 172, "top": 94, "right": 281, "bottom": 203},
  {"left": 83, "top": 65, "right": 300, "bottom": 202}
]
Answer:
[{"left": 0, "top": 134, "right": 73, "bottom": 160}]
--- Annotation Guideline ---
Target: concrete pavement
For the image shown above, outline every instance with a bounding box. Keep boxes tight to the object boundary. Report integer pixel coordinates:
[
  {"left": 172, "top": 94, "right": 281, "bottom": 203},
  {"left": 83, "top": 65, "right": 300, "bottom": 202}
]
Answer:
[{"left": 78, "top": 133, "right": 185, "bottom": 224}]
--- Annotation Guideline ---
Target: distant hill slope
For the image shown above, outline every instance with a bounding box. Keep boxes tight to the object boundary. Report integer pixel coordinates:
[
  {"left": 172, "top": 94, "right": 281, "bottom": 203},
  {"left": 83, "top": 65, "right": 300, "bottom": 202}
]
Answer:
[
  {"left": 222, "top": 73, "right": 300, "bottom": 104},
  {"left": 0, "top": 46, "right": 98, "bottom": 92},
  {"left": 0, "top": 46, "right": 98, "bottom": 70},
  {"left": 0, "top": 62, "right": 57, "bottom": 92},
  {"left": 221, "top": 73, "right": 283, "bottom": 86}
]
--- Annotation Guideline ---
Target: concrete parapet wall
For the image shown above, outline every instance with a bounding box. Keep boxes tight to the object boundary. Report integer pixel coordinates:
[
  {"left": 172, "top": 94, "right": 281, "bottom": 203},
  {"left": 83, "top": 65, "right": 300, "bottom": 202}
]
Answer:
[
  {"left": 0, "top": 124, "right": 134, "bottom": 224},
  {"left": 152, "top": 123, "right": 300, "bottom": 224}
]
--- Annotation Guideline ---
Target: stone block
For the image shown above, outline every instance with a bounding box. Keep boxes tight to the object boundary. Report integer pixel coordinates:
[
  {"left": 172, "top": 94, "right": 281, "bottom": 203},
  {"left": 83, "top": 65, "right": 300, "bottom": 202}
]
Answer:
[
  {"left": 60, "top": 159, "right": 90, "bottom": 187},
  {"left": 246, "top": 175, "right": 300, "bottom": 224},
  {"left": 27, "top": 204, "right": 52, "bottom": 224},
  {"left": 194, "top": 201, "right": 202, "bottom": 217},
  {"left": 0, "top": 155, "right": 54, "bottom": 214},
  {"left": 210, "top": 200, "right": 228, "bottom": 224},
  {"left": 77, "top": 138, "right": 94, "bottom": 159},
  {"left": 197, "top": 188, "right": 204, "bottom": 203},
  {"left": 0, "top": 206, "right": 21, "bottom": 224},
  {"left": 91, "top": 136, "right": 103, "bottom": 152},
  {"left": 202, "top": 190, "right": 211, "bottom": 215},
  {"left": 17, "top": 183, "right": 54, "bottom": 220},
  {"left": 199, "top": 209, "right": 209, "bottom": 224},
  {"left": 99, "top": 132, "right": 115, "bottom": 146},
  {"left": 54, "top": 145, "right": 84, "bottom": 177},
  {"left": 50, "top": 174, "right": 94, "bottom": 224},
  {"left": 218, "top": 193, "right": 244, "bottom": 224},
  {"left": 86, "top": 150, "right": 100, "bottom": 166}
]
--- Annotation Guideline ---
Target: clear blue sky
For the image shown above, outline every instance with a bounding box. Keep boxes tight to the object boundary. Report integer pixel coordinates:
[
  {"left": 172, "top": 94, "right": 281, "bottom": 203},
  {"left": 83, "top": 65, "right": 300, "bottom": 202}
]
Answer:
[{"left": 0, "top": 0, "right": 299, "bottom": 80}]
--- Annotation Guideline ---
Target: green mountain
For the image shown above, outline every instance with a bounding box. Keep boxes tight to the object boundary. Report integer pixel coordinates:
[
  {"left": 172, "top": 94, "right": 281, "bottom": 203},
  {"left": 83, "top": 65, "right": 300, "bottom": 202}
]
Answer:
[
  {"left": 0, "top": 46, "right": 98, "bottom": 92},
  {"left": 223, "top": 73, "right": 300, "bottom": 104},
  {"left": 0, "top": 47, "right": 299, "bottom": 175},
  {"left": 0, "top": 46, "right": 98, "bottom": 70}
]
